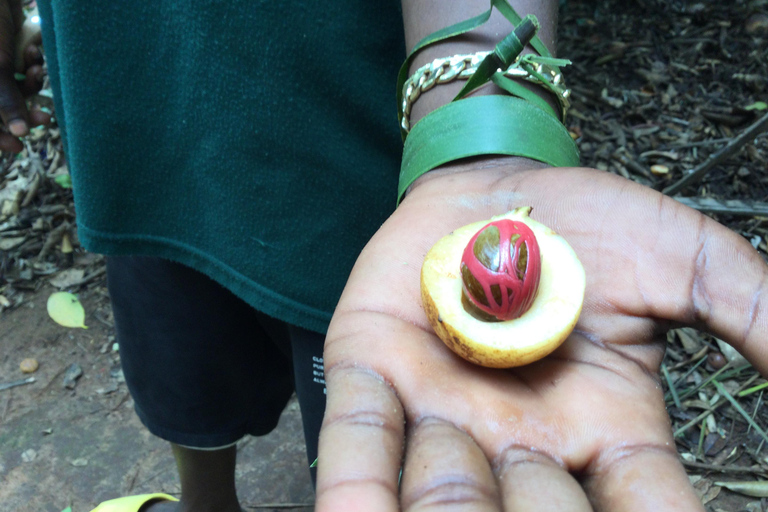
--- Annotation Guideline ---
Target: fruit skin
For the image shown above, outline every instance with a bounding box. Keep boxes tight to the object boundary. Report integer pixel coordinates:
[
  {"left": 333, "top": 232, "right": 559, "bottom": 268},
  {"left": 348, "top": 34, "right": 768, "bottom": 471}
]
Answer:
[{"left": 421, "top": 207, "right": 585, "bottom": 368}]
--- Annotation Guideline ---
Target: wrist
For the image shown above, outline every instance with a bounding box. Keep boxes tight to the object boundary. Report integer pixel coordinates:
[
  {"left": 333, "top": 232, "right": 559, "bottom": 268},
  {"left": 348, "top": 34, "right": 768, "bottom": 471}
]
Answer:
[
  {"left": 406, "top": 155, "right": 548, "bottom": 198},
  {"left": 398, "top": 95, "right": 579, "bottom": 204}
]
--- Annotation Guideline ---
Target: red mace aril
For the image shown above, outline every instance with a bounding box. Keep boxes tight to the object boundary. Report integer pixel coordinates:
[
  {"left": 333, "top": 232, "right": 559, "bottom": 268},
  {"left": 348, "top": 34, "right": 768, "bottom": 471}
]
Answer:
[{"left": 460, "top": 219, "right": 541, "bottom": 321}]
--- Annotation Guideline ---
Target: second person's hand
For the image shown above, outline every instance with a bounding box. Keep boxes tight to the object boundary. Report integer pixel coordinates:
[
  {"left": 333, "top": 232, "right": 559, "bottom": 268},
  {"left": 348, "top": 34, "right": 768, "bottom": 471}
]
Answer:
[{"left": 0, "top": 0, "right": 49, "bottom": 153}]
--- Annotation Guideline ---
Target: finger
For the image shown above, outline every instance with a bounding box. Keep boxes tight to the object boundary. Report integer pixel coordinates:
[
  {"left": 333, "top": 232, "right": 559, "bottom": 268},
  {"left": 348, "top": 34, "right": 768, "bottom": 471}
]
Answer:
[
  {"left": 682, "top": 215, "right": 768, "bottom": 374},
  {"left": 0, "top": 64, "right": 30, "bottom": 136},
  {"left": 315, "top": 366, "right": 404, "bottom": 512},
  {"left": 583, "top": 444, "right": 703, "bottom": 512},
  {"left": 0, "top": 130, "right": 23, "bottom": 153},
  {"left": 18, "top": 63, "right": 44, "bottom": 96},
  {"left": 494, "top": 446, "right": 592, "bottom": 512},
  {"left": 27, "top": 107, "right": 50, "bottom": 128},
  {"left": 400, "top": 418, "right": 500, "bottom": 512},
  {"left": 519, "top": 169, "right": 768, "bottom": 373},
  {"left": 22, "top": 34, "right": 43, "bottom": 69},
  {"left": 618, "top": 194, "right": 768, "bottom": 372}
]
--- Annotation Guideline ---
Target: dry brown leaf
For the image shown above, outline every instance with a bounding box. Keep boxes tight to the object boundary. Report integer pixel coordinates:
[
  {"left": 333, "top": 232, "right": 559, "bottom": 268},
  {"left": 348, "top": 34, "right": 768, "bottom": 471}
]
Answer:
[
  {"left": 714, "top": 480, "right": 768, "bottom": 497},
  {"left": 676, "top": 328, "right": 703, "bottom": 354},
  {"left": 48, "top": 269, "right": 85, "bottom": 289},
  {"left": 701, "top": 484, "right": 721, "bottom": 505},
  {"left": 0, "top": 236, "right": 26, "bottom": 251},
  {"left": 715, "top": 338, "right": 749, "bottom": 366}
]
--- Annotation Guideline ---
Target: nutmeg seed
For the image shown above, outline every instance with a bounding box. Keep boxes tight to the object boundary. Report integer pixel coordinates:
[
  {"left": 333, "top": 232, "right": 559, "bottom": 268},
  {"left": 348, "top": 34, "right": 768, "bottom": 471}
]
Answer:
[
  {"left": 707, "top": 351, "right": 727, "bottom": 370},
  {"left": 460, "top": 219, "right": 541, "bottom": 321}
]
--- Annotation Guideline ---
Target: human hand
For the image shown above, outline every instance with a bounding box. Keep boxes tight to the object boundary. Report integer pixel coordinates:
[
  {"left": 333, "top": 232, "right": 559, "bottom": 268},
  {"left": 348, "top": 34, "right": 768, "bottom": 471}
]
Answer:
[
  {"left": 0, "top": 0, "right": 49, "bottom": 153},
  {"left": 316, "top": 163, "right": 768, "bottom": 511}
]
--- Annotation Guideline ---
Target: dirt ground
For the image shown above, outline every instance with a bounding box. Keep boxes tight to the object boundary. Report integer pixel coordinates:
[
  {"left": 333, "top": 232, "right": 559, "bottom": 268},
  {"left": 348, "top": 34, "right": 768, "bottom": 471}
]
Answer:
[
  {"left": 0, "top": 281, "right": 315, "bottom": 512},
  {"left": 2, "top": 0, "right": 768, "bottom": 511}
]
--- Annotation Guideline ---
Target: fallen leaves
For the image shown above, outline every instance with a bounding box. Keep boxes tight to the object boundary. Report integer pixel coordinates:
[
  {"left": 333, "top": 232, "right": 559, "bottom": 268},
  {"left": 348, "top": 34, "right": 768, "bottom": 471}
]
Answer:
[
  {"left": 48, "top": 268, "right": 85, "bottom": 289},
  {"left": 715, "top": 480, "right": 768, "bottom": 498},
  {"left": 47, "top": 291, "right": 87, "bottom": 329}
]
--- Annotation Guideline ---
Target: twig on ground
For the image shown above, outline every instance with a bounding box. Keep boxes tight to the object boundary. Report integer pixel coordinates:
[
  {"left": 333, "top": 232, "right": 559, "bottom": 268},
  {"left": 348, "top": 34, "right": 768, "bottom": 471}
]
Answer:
[
  {"left": 70, "top": 266, "right": 107, "bottom": 289},
  {"left": 664, "top": 110, "right": 768, "bottom": 195},
  {"left": 37, "top": 221, "right": 70, "bottom": 260},
  {"left": 665, "top": 353, "right": 708, "bottom": 402},
  {"left": 681, "top": 459, "right": 768, "bottom": 475},
  {"left": 747, "top": 391, "right": 763, "bottom": 435},
  {"left": 674, "top": 372, "right": 760, "bottom": 438},
  {"left": 666, "top": 137, "right": 730, "bottom": 149},
  {"left": 673, "top": 197, "right": 768, "bottom": 217},
  {"left": 663, "top": 363, "right": 682, "bottom": 409},
  {"left": 675, "top": 361, "right": 735, "bottom": 404},
  {"left": 0, "top": 376, "right": 35, "bottom": 391},
  {"left": 713, "top": 380, "right": 768, "bottom": 447}
]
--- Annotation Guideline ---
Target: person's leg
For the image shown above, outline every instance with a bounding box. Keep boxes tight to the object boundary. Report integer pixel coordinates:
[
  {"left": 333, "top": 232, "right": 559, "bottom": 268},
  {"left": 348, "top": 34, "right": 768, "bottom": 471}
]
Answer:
[
  {"left": 287, "top": 325, "right": 327, "bottom": 486},
  {"left": 107, "top": 255, "right": 294, "bottom": 512},
  {"left": 139, "top": 444, "right": 240, "bottom": 512}
]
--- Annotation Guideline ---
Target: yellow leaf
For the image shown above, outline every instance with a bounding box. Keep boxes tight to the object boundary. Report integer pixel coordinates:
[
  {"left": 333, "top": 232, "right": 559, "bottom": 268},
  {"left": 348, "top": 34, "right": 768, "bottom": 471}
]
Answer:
[
  {"left": 47, "top": 292, "right": 88, "bottom": 329},
  {"left": 715, "top": 480, "right": 768, "bottom": 497}
]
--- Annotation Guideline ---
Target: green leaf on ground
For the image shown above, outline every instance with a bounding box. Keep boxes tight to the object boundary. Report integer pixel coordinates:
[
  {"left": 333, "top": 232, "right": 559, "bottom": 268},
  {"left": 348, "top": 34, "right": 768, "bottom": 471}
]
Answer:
[
  {"left": 47, "top": 292, "right": 88, "bottom": 329},
  {"left": 745, "top": 101, "right": 768, "bottom": 111},
  {"left": 54, "top": 174, "right": 73, "bottom": 188}
]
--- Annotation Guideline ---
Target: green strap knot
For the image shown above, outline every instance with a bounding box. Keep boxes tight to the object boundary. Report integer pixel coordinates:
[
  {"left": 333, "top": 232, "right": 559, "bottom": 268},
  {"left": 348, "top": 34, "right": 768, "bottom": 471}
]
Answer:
[{"left": 454, "top": 14, "right": 540, "bottom": 102}]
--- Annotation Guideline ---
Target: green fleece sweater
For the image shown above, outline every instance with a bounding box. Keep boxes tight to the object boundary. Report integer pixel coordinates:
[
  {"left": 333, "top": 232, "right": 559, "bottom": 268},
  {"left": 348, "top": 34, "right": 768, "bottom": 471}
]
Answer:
[{"left": 37, "top": 0, "right": 405, "bottom": 333}]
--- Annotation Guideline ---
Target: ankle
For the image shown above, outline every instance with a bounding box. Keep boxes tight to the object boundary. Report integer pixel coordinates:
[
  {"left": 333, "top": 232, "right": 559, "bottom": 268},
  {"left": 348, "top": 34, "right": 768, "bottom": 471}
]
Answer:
[{"left": 176, "top": 497, "right": 243, "bottom": 512}]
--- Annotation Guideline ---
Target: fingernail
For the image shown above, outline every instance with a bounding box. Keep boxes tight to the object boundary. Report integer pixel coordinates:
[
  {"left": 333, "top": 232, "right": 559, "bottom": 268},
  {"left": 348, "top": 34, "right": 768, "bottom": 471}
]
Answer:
[{"left": 8, "top": 120, "right": 28, "bottom": 137}]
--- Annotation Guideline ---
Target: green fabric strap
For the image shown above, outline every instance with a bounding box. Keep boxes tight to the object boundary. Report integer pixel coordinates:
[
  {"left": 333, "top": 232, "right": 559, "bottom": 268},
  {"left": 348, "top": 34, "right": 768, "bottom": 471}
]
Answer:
[{"left": 398, "top": 95, "right": 579, "bottom": 204}]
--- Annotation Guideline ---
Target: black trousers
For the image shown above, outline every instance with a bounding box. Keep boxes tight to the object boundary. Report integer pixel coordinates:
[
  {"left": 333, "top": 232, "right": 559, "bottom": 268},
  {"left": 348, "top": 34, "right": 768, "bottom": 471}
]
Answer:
[{"left": 106, "top": 255, "right": 326, "bottom": 483}]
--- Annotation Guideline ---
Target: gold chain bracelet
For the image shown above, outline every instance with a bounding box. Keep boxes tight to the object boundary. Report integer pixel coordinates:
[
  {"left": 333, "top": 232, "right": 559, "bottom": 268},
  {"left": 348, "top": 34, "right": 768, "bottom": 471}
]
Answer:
[{"left": 401, "top": 52, "right": 571, "bottom": 132}]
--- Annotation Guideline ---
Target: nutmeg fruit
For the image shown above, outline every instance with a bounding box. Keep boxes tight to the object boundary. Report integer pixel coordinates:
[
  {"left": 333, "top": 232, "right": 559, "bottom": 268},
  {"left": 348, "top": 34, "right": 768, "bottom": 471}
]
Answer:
[{"left": 421, "top": 207, "right": 585, "bottom": 368}]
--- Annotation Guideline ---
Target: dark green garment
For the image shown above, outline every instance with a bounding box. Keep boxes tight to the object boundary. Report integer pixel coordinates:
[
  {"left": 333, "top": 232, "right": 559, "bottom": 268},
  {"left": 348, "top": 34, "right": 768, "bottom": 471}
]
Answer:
[{"left": 37, "top": 1, "right": 405, "bottom": 333}]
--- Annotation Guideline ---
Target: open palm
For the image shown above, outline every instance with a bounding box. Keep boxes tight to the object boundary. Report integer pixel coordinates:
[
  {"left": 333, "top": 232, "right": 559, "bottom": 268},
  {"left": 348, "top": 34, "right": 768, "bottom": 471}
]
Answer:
[{"left": 316, "top": 165, "right": 768, "bottom": 512}]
